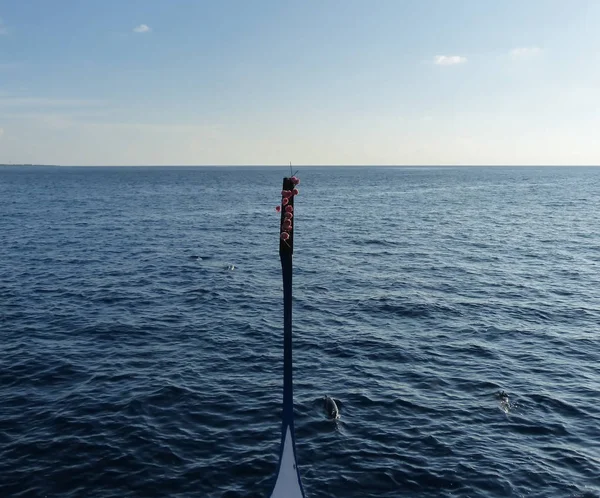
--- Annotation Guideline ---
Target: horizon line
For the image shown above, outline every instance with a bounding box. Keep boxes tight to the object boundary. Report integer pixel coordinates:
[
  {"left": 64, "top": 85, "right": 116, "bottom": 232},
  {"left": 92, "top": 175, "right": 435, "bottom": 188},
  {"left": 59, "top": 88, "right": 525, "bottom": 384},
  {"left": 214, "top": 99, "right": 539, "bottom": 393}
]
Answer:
[{"left": 2, "top": 164, "right": 600, "bottom": 168}]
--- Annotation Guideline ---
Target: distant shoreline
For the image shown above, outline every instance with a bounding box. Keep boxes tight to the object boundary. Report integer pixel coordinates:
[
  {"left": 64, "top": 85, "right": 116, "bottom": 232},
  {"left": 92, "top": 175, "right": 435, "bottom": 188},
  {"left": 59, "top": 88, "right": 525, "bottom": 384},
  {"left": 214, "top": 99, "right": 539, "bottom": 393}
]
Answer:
[{"left": 0, "top": 164, "right": 60, "bottom": 167}]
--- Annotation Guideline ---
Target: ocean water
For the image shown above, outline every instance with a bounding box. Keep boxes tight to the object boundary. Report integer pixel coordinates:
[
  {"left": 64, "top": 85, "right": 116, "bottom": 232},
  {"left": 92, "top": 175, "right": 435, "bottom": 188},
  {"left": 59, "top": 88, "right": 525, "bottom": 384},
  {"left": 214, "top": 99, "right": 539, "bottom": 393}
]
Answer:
[{"left": 1, "top": 166, "right": 599, "bottom": 498}]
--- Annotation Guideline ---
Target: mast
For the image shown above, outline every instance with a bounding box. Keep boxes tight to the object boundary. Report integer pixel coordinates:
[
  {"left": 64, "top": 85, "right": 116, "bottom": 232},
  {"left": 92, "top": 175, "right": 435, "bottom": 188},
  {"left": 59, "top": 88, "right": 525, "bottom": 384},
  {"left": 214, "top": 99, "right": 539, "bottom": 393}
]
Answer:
[{"left": 270, "top": 176, "right": 305, "bottom": 498}]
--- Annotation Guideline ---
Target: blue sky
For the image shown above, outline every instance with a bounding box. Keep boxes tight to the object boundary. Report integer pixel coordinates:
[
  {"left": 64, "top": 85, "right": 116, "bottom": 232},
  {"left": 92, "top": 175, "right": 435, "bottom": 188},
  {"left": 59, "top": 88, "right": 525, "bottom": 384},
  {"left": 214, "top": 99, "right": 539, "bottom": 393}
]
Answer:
[{"left": 1, "top": 0, "right": 599, "bottom": 165}]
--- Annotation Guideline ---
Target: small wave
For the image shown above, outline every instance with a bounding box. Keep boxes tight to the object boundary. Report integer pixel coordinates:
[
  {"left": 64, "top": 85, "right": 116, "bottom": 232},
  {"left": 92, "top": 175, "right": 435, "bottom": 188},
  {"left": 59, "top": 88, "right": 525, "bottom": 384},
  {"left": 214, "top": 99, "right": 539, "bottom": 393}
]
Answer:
[
  {"left": 353, "top": 238, "right": 397, "bottom": 247},
  {"left": 526, "top": 393, "right": 587, "bottom": 419},
  {"left": 357, "top": 296, "right": 461, "bottom": 319},
  {"left": 509, "top": 419, "right": 569, "bottom": 436}
]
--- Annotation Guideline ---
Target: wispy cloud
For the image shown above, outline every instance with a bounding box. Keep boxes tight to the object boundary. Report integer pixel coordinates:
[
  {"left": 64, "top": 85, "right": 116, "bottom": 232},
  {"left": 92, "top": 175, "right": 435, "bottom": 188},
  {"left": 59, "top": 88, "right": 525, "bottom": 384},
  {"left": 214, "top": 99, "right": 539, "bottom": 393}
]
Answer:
[
  {"left": 510, "top": 47, "right": 542, "bottom": 58},
  {"left": 0, "top": 96, "right": 104, "bottom": 108},
  {"left": 434, "top": 55, "right": 467, "bottom": 66},
  {"left": 133, "top": 24, "right": 151, "bottom": 33},
  {"left": 0, "top": 18, "right": 8, "bottom": 35},
  {"left": 0, "top": 95, "right": 108, "bottom": 130},
  {"left": 0, "top": 128, "right": 4, "bottom": 138},
  {"left": 2, "top": 109, "right": 117, "bottom": 131}
]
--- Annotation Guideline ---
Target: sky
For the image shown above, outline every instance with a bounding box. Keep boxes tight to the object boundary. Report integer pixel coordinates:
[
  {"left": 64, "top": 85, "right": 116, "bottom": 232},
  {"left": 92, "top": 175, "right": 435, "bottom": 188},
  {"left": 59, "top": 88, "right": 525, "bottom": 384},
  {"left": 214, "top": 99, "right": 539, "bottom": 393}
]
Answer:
[{"left": 0, "top": 0, "right": 599, "bottom": 166}]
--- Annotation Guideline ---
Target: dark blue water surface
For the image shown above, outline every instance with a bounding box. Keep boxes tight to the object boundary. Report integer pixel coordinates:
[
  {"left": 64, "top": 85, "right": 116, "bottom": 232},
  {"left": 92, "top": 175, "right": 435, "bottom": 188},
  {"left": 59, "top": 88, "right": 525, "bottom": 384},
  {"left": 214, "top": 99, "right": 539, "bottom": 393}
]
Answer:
[{"left": 1, "top": 166, "right": 600, "bottom": 498}]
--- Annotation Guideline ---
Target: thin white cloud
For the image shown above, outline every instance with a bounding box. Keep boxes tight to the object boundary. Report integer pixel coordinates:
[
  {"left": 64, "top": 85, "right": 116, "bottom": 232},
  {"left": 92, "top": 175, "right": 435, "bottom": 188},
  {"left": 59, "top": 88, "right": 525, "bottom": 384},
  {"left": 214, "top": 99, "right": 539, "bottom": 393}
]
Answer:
[
  {"left": 2, "top": 109, "right": 117, "bottom": 132},
  {"left": 0, "top": 96, "right": 104, "bottom": 108},
  {"left": 0, "top": 128, "right": 4, "bottom": 137},
  {"left": 434, "top": 55, "right": 467, "bottom": 66},
  {"left": 133, "top": 24, "right": 151, "bottom": 33},
  {"left": 510, "top": 47, "right": 542, "bottom": 58}
]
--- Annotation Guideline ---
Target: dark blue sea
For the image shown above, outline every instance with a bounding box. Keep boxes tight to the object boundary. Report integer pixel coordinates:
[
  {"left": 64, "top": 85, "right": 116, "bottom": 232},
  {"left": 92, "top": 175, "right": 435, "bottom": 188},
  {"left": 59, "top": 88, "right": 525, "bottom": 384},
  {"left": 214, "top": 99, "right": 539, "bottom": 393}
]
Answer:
[{"left": 1, "top": 166, "right": 599, "bottom": 498}]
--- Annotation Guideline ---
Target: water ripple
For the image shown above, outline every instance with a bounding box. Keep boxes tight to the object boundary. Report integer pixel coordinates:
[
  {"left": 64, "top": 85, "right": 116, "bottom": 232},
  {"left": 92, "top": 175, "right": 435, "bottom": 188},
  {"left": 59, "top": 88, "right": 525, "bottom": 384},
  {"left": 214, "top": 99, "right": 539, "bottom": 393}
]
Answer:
[{"left": 1, "top": 166, "right": 600, "bottom": 497}]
